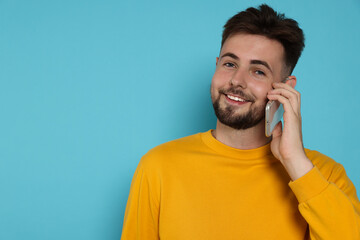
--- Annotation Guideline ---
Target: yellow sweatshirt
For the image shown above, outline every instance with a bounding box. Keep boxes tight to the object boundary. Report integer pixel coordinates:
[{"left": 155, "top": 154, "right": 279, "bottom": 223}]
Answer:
[{"left": 121, "top": 130, "right": 360, "bottom": 240}]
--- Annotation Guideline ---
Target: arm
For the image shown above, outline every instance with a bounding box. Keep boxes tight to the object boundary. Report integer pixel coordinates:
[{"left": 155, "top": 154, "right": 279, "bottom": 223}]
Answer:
[
  {"left": 289, "top": 164, "right": 360, "bottom": 239},
  {"left": 267, "top": 79, "right": 360, "bottom": 239},
  {"left": 121, "top": 158, "right": 160, "bottom": 240}
]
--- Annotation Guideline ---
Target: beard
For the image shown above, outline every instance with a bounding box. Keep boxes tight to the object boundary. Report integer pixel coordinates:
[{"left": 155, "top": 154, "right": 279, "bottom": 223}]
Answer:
[{"left": 211, "top": 87, "right": 266, "bottom": 130}]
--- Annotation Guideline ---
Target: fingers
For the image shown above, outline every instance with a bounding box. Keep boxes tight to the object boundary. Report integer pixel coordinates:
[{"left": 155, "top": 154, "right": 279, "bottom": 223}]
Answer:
[
  {"left": 273, "top": 82, "right": 298, "bottom": 95},
  {"left": 267, "top": 82, "right": 301, "bottom": 114},
  {"left": 272, "top": 82, "right": 300, "bottom": 102},
  {"left": 267, "top": 94, "right": 296, "bottom": 117}
]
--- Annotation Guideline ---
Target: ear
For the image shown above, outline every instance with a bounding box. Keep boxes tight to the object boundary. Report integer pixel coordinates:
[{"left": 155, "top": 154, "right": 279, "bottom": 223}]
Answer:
[
  {"left": 285, "top": 75, "right": 297, "bottom": 88},
  {"left": 216, "top": 57, "right": 219, "bottom": 66}
]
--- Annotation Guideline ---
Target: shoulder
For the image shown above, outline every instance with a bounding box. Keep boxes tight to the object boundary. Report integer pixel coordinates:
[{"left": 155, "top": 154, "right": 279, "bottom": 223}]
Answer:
[
  {"left": 305, "top": 149, "right": 337, "bottom": 166},
  {"left": 139, "top": 132, "right": 204, "bottom": 170},
  {"left": 305, "top": 148, "right": 346, "bottom": 181}
]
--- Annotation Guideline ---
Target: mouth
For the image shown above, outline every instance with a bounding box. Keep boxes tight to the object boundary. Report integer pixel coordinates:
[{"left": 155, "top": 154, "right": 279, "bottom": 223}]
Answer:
[
  {"left": 224, "top": 93, "right": 252, "bottom": 105},
  {"left": 226, "top": 94, "right": 247, "bottom": 102}
]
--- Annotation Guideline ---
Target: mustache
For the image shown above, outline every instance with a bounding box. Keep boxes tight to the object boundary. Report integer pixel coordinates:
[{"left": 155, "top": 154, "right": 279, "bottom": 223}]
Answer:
[{"left": 219, "top": 87, "right": 256, "bottom": 102}]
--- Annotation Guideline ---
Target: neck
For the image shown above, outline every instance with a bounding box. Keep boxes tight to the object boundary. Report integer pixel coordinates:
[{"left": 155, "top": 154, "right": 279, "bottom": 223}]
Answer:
[{"left": 212, "top": 120, "right": 271, "bottom": 150}]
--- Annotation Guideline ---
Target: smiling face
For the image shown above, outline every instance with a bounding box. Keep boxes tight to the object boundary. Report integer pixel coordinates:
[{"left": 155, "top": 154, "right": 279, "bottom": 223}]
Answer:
[{"left": 211, "top": 33, "right": 287, "bottom": 130}]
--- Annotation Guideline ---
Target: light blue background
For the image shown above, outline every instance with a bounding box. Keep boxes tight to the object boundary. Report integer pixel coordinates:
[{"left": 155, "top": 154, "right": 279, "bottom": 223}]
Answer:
[{"left": 1, "top": 0, "right": 359, "bottom": 239}]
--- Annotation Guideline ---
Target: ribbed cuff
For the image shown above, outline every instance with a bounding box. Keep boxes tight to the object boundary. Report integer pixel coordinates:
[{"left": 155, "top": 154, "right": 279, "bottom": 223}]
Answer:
[{"left": 289, "top": 166, "right": 329, "bottom": 203}]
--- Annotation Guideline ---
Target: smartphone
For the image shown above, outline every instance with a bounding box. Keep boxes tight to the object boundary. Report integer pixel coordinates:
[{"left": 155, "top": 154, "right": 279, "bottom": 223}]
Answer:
[{"left": 265, "top": 100, "right": 284, "bottom": 137}]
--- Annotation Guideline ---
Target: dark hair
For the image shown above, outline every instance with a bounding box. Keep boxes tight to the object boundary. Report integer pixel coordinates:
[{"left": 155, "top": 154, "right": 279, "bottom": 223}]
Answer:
[{"left": 221, "top": 4, "right": 305, "bottom": 74}]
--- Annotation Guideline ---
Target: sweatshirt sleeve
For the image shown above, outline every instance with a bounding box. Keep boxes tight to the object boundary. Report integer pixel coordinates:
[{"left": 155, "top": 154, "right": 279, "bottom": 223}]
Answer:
[
  {"left": 121, "top": 157, "right": 161, "bottom": 240},
  {"left": 289, "top": 165, "right": 360, "bottom": 239}
]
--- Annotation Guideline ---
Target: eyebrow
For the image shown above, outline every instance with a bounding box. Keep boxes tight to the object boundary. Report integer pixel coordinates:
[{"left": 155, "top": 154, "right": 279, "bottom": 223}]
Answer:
[
  {"left": 220, "top": 52, "right": 239, "bottom": 60},
  {"left": 220, "top": 52, "right": 273, "bottom": 73},
  {"left": 250, "top": 60, "right": 273, "bottom": 73}
]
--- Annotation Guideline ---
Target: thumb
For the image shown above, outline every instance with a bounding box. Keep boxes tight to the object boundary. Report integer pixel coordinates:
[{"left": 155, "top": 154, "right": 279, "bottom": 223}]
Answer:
[{"left": 272, "top": 121, "right": 283, "bottom": 138}]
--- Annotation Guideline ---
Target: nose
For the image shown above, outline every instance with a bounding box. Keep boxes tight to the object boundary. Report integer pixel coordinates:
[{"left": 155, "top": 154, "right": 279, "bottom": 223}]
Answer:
[{"left": 230, "top": 68, "right": 247, "bottom": 88}]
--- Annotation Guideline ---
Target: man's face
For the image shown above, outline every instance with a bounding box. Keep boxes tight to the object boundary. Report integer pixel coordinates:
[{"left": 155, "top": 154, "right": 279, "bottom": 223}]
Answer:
[{"left": 211, "top": 33, "right": 287, "bottom": 130}]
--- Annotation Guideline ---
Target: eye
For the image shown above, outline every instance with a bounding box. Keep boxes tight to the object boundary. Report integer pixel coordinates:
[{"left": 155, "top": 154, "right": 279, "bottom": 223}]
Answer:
[
  {"left": 224, "top": 62, "right": 236, "bottom": 68},
  {"left": 255, "top": 70, "right": 265, "bottom": 76}
]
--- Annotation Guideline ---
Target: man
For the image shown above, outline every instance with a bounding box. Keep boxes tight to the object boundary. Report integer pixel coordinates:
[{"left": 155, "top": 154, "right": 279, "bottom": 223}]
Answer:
[{"left": 121, "top": 4, "right": 360, "bottom": 240}]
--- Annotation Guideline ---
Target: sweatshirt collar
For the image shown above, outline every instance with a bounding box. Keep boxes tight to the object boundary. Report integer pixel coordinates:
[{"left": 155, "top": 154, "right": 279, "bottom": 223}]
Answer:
[{"left": 201, "top": 130, "right": 275, "bottom": 161}]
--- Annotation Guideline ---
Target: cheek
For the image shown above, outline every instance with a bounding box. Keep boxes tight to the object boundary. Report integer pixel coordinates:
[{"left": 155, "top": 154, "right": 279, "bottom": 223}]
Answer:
[
  {"left": 211, "top": 72, "right": 226, "bottom": 91},
  {"left": 212, "top": 68, "right": 231, "bottom": 84},
  {"left": 210, "top": 76, "right": 219, "bottom": 100},
  {"left": 247, "top": 81, "right": 272, "bottom": 100}
]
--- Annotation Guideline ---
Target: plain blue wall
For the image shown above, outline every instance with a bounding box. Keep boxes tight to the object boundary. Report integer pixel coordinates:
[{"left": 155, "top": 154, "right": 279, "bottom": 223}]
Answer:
[{"left": 1, "top": 0, "right": 359, "bottom": 239}]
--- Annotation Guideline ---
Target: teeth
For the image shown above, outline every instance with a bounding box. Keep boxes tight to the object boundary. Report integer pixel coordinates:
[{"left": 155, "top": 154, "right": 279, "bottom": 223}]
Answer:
[{"left": 227, "top": 94, "right": 246, "bottom": 102}]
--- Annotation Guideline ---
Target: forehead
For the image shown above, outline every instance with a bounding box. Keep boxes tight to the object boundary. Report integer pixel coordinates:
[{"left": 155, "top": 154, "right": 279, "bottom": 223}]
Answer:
[{"left": 220, "top": 33, "right": 285, "bottom": 69}]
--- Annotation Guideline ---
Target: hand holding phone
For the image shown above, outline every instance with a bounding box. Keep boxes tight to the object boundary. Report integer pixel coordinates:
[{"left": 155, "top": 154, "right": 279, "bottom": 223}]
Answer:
[{"left": 266, "top": 77, "right": 314, "bottom": 180}]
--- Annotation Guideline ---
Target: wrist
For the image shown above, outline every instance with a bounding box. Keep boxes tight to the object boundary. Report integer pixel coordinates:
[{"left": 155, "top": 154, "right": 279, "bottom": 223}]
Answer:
[{"left": 282, "top": 155, "right": 314, "bottom": 181}]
